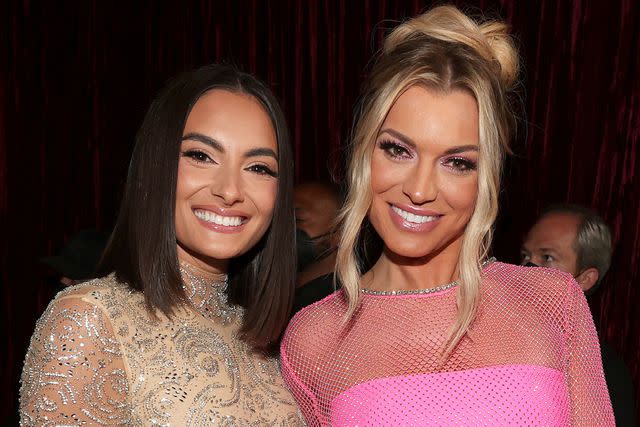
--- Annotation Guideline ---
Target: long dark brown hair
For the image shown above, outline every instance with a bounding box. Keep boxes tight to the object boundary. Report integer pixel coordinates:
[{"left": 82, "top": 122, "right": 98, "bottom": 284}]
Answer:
[{"left": 100, "top": 64, "right": 295, "bottom": 353}]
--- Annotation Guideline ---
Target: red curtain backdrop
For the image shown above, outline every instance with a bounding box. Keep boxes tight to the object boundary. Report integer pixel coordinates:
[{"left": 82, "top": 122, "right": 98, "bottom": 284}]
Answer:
[{"left": 1, "top": 0, "right": 639, "bottom": 421}]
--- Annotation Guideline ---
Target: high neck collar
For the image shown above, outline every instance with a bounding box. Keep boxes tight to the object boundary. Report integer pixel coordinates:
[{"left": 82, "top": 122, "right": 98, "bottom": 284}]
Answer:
[{"left": 179, "top": 261, "right": 242, "bottom": 324}]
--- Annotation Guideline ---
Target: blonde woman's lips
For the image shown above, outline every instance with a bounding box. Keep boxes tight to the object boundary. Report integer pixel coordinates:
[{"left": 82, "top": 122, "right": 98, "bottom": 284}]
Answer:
[{"left": 389, "top": 203, "right": 441, "bottom": 232}]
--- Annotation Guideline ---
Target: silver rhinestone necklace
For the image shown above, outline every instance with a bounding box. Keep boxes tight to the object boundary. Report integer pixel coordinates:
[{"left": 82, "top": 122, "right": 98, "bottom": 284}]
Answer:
[
  {"left": 361, "top": 280, "right": 459, "bottom": 296},
  {"left": 361, "top": 257, "right": 496, "bottom": 296}
]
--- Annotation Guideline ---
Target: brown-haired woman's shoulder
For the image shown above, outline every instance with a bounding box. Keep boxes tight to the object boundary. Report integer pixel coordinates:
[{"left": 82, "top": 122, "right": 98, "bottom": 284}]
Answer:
[
  {"left": 47, "top": 274, "right": 153, "bottom": 344},
  {"left": 20, "top": 275, "right": 133, "bottom": 425},
  {"left": 53, "top": 273, "right": 142, "bottom": 314}
]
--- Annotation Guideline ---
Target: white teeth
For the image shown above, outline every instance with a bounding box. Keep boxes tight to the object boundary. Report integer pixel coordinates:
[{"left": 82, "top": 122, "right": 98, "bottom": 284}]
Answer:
[
  {"left": 391, "top": 205, "right": 439, "bottom": 224},
  {"left": 194, "top": 209, "right": 243, "bottom": 227}
]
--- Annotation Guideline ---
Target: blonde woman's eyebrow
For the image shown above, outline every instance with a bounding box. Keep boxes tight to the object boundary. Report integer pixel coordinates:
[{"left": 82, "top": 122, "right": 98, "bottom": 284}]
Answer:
[
  {"left": 378, "top": 128, "right": 416, "bottom": 148},
  {"left": 442, "top": 145, "right": 479, "bottom": 155},
  {"left": 379, "top": 129, "right": 478, "bottom": 155}
]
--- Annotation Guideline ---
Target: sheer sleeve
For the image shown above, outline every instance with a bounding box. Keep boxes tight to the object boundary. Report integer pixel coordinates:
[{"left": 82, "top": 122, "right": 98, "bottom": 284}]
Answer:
[
  {"left": 19, "top": 291, "right": 131, "bottom": 426},
  {"left": 564, "top": 277, "right": 615, "bottom": 425},
  {"left": 281, "top": 304, "right": 334, "bottom": 427},
  {"left": 281, "top": 346, "right": 322, "bottom": 427}
]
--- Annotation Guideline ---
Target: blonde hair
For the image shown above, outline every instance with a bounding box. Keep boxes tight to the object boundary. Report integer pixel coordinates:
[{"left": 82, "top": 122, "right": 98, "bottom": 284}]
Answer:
[{"left": 336, "top": 5, "right": 520, "bottom": 356}]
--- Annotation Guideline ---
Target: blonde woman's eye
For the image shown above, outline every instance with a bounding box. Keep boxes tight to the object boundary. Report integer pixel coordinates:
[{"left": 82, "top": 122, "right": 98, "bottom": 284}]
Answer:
[
  {"left": 379, "top": 140, "right": 411, "bottom": 159},
  {"left": 443, "top": 157, "right": 477, "bottom": 172}
]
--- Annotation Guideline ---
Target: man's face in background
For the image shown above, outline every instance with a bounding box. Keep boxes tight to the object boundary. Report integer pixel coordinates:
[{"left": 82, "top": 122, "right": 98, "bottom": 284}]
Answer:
[{"left": 521, "top": 212, "right": 581, "bottom": 275}]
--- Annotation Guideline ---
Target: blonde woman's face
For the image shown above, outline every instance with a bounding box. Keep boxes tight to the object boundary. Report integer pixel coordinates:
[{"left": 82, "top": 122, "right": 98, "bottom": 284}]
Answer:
[{"left": 369, "top": 85, "right": 479, "bottom": 260}]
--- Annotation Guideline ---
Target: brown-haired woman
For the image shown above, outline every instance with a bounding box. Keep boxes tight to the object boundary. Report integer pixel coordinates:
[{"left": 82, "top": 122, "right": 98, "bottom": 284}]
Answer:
[
  {"left": 281, "top": 5, "right": 614, "bottom": 426},
  {"left": 20, "top": 64, "right": 302, "bottom": 425}
]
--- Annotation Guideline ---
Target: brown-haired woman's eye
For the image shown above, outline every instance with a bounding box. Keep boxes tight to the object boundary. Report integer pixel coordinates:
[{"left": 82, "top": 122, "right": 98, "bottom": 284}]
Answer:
[
  {"left": 182, "top": 149, "right": 213, "bottom": 163},
  {"left": 246, "top": 164, "right": 278, "bottom": 178}
]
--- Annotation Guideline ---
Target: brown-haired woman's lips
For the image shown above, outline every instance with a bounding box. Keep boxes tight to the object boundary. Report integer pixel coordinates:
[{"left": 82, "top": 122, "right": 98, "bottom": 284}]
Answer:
[{"left": 192, "top": 205, "right": 250, "bottom": 232}]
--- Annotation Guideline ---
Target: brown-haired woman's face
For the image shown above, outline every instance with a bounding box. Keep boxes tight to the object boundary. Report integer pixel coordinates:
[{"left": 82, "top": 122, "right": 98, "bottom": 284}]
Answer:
[
  {"left": 368, "top": 85, "right": 479, "bottom": 260},
  {"left": 175, "top": 89, "right": 279, "bottom": 267}
]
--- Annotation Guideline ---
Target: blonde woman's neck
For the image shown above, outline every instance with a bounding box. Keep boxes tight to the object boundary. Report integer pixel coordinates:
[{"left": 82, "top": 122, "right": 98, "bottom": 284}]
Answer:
[{"left": 362, "top": 244, "right": 461, "bottom": 292}]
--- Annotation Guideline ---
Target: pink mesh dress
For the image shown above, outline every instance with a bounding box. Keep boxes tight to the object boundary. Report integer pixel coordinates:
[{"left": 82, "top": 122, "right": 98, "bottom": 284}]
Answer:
[{"left": 281, "top": 262, "right": 614, "bottom": 426}]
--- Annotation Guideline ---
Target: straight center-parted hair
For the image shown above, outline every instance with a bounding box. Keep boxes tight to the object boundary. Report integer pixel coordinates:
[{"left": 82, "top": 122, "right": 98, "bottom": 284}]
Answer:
[
  {"left": 336, "top": 6, "right": 520, "bottom": 356},
  {"left": 99, "top": 64, "right": 295, "bottom": 353}
]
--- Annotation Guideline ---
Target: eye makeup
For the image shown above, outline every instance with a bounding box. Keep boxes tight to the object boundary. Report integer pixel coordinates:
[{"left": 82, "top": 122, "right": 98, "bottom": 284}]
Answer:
[
  {"left": 182, "top": 149, "right": 214, "bottom": 164},
  {"left": 378, "top": 140, "right": 413, "bottom": 160},
  {"left": 245, "top": 163, "right": 278, "bottom": 178},
  {"left": 441, "top": 156, "right": 477, "bottom": 173}
]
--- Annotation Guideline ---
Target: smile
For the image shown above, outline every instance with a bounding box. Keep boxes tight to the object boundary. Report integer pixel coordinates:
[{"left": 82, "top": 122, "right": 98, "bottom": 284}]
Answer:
[
  {"left": 193, "top": 209, "right": 245, "bottom": 227},
  {"left": 391, "top": 205, "right": 439, "bottom": 224}
]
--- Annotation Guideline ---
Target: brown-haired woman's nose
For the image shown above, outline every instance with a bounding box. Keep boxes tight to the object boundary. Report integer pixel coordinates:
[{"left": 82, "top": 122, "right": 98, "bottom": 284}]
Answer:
[{"left": 211, "top": 169, "right": 244, "bottom": 205}]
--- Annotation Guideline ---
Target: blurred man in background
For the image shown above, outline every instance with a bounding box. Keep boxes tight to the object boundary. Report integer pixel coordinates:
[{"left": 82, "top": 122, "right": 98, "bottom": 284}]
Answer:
[{"left": 521, "top": 204, "right": 635, "bottom": 426}]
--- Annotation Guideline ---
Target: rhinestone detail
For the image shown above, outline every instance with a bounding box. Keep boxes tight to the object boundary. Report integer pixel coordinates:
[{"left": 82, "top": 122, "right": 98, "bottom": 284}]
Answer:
[{"left": 360, "top": 257, "right": 496, "bottom": 296}]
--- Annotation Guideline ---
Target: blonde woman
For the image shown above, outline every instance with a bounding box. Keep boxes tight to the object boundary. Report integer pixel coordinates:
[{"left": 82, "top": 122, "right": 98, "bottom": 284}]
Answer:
[{"left": 280, "top": 5, "right": 614, "bottom": 426}]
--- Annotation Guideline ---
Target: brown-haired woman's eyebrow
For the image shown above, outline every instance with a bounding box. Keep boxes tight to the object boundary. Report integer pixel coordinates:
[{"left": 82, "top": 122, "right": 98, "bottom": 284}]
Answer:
[
  {"left": 244, "top": 147, "right": 278, "bottom": 160},
  {"left": 181, "top": 133, "right": 224, "bottom": 153}
]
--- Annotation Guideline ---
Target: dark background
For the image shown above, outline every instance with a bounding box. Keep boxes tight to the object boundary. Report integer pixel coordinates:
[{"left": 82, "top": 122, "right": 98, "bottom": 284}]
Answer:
[{"left": 1, "top": 0, "right": 639, "bottom": 422}]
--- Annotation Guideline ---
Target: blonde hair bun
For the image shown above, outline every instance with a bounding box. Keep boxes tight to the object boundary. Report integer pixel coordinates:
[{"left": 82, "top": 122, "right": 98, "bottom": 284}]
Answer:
[{"left": 384, "top": 5, "right": 519, "bottom": 88}]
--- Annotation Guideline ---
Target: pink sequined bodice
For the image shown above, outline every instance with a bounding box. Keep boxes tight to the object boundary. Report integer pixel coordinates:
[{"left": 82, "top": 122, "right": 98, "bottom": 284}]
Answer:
[{"left": 281, "top": 262, "right": 614, "bottom": 426}]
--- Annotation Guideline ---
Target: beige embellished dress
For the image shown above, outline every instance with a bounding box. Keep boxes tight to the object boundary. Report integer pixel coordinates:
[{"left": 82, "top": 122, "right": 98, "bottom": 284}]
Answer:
[{"left": 20, "top": 265, "right": 303, "bottom": 426}]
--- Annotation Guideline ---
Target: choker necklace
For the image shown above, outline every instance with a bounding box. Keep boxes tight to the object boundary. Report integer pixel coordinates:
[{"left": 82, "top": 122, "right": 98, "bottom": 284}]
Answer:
[{"left": 361, "top": 257, "right": 496, "bottom": 296}]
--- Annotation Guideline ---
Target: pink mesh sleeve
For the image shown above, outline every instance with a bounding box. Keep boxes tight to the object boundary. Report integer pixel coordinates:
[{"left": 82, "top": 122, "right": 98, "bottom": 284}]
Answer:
[
  {"left": 281, "top": 347, "right": 323, "bottom": 426},
  {"left": 563, "top": 276, "right": 615, "bottom": 425}
]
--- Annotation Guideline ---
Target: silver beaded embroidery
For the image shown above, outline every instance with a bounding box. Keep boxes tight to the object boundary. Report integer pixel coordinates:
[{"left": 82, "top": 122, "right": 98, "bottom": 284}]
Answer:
[
  {"left": 179, "top": 262, "right": 242, "bottom": 325},
  {"left": 20, "top": 269, "right": 303, "bottom": 426}
]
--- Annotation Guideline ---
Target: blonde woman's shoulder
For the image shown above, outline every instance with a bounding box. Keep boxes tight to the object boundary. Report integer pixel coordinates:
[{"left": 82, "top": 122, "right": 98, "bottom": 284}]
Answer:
[{"left": 483, "top": 261, "right": 580, "bottom": 300}]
